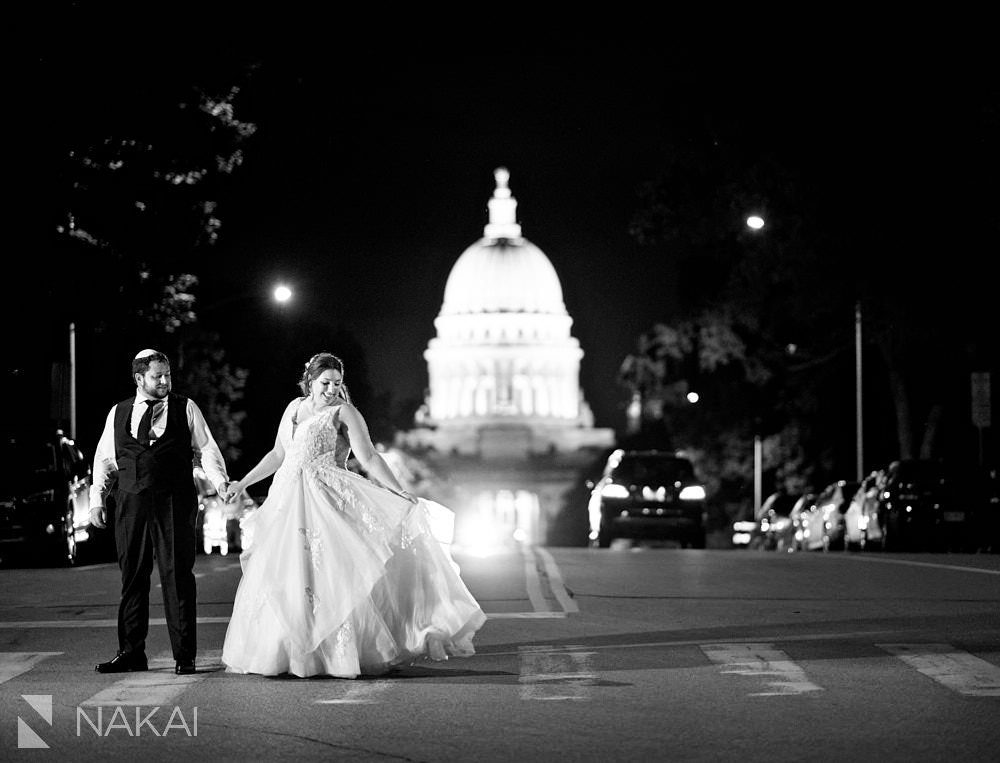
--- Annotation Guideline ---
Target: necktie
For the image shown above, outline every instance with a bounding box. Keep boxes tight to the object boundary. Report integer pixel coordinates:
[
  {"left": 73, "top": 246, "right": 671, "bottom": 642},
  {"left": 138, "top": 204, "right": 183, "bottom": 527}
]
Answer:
[{"left": 137, "top": 400, "right": 160, "bottom": 446}]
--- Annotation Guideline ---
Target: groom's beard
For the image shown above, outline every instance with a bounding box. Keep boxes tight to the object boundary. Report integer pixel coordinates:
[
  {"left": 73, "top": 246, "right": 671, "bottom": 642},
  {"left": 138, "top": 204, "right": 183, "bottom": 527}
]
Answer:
[{"left": 141, "top": 380, "right": 170, "bottom": 399}]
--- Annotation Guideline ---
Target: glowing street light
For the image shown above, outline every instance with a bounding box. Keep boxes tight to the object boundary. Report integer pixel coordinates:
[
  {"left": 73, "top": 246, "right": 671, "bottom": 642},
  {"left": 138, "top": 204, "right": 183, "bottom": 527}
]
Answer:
[
  {"left": 273, "top": 284, "right": 293, "bottom": 304},
  {"left": 745, "top": 212, "right": 766, "bottom": 517}
]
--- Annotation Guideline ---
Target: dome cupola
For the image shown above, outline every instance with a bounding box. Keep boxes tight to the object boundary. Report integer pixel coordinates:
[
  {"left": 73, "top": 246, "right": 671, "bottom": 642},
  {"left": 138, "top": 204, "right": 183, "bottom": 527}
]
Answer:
[{"left": 439, "top": 168, "right": 567, "bottom": 317}]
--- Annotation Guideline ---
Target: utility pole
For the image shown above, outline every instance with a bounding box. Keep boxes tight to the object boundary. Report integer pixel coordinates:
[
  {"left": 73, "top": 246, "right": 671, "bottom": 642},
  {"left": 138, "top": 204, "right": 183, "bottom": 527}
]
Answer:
[
  {"left": 855, "top": 302, "right": 863, "bottom": 481},
  {"left": 69, "top": 322, "right": 77, "bottom": 439}
]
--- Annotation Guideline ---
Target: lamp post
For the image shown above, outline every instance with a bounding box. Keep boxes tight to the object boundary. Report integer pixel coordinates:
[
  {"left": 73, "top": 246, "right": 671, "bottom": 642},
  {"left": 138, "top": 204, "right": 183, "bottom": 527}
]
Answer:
[
  {"left": 69, "top": 322, "right": 77, "bottom": 439},
  {"left": 855, "top": 301, "right": 864, "bottom": 481},
  {"left": 747, "top": 214, "right": 765, "bottom": 518}
]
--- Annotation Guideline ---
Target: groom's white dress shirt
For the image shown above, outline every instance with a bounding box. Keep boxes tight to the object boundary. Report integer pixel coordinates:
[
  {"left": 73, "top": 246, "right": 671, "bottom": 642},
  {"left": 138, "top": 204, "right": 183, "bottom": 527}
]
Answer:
[{"left": 89, "top": 391, "right": 229, "bottom": 510}]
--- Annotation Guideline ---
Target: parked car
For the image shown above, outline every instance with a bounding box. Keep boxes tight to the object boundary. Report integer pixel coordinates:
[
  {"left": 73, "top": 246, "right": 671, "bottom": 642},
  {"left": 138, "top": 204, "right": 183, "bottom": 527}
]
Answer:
[
  {"left": 796, "top": 480, "right": 859, "bottom": 551},
  {"left": 758, "top": 491, "right": 801, "bottom": 551},
  {"left": 732, "top": 491, "right": 799, "bottom": 550},
  {"left": 193, "top": 467, "right": 257, "bottom": 556},
  {"left": 731, "top": 513, "right": 761, "bottom": 549},
  {"left": 844, "top": 470, "right": 886, "bottom": 550},
  {"left": 587, "top": 449, "right": 707, "bottom": 548},
  {"left": 877, "top": 459, "right": 967, "bottom": 552},
  {"left": 0, "top": 429, "right": 109, "bottom": 566},
  {"left": 787, "top": 491, "right": 817, "bottom": 552}
]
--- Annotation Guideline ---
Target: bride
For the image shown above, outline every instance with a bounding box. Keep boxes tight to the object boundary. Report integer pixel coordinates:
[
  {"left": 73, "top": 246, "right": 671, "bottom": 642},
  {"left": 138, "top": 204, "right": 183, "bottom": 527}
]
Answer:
[{"left": 221, "top": 352, "right": 486, "bottom": 678}]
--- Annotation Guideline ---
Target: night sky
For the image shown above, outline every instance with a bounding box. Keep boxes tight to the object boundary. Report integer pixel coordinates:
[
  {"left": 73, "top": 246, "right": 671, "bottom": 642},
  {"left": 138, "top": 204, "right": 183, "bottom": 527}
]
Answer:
[{"left": 13, "top": 11, "right": 998, "bottom": 464}]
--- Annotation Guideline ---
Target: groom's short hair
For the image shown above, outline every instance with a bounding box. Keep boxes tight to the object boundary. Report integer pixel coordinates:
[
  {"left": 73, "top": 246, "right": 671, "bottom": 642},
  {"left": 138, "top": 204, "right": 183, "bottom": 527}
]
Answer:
[{"left": 132, "top": 351, "right": 170, "bottom": 379}]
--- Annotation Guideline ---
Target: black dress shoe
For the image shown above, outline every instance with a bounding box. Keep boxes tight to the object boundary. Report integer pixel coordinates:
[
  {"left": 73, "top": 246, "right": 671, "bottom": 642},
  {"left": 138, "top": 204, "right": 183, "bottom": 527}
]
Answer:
[
  {"left": 175, "top": 661, "right": 196, "bottom": 675},
  {"left": 95, "top": 650, "right": 148, "bottom": 673}
]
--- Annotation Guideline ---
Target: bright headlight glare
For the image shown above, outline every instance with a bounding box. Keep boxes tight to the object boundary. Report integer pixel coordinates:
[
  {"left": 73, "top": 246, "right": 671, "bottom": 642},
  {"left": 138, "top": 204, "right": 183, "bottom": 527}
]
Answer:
[
  {"left": 601, "top": 483, "right": 629, "bottom": 499},
  {"left": 679, "top": 485, "right": 706, "bottom": 501}
]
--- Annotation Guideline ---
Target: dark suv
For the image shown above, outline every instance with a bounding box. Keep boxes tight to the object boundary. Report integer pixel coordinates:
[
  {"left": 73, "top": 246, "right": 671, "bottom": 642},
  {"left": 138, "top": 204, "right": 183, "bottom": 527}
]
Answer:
[
  {"left": 587, "top": 449, "right": 707, "bottom": 548},
  {"left": 0, "top": 429, "right": 99, "bottom": 565},
  {"left": 877, "top": 459, "right": 966, "bottom": 551}
]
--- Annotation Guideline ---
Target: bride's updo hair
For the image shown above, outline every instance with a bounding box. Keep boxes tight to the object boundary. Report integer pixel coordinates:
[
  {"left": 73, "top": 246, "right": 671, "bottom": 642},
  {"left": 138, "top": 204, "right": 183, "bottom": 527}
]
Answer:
[{"left": 299, "top": 352, "right": 350, "bottom": 402}]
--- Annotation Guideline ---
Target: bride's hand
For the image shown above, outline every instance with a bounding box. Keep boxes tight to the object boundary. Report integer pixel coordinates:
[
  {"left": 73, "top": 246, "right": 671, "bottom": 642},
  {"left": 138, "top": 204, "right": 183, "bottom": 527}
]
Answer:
[{"left": 223, "top": 481, "right": 243, "bottom": 503}]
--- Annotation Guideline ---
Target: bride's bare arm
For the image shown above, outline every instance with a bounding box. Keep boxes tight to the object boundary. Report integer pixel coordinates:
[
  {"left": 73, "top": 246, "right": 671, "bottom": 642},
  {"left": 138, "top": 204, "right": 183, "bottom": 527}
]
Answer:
[
  {"left": 340, "top": 403, "right": 415, "bottom": 501},
  {"left": 225, "top": 399, "right": 295, "bottom": 499}
]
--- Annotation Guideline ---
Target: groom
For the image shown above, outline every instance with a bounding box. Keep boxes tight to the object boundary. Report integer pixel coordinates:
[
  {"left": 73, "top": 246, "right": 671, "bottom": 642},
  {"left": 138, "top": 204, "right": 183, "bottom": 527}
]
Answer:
[{"left": 89, "top": 349, "right": 231, "bottom": 675}]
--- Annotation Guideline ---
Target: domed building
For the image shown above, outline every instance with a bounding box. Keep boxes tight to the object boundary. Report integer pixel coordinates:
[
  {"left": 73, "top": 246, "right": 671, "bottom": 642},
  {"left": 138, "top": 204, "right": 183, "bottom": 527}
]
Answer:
[{"left": 397, "top": 168, "right": 614, "bottom": 545}]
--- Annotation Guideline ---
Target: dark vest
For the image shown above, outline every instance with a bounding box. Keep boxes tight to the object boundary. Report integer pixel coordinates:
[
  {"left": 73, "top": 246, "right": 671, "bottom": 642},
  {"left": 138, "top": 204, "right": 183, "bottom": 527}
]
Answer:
[{"left": 114, "top": 393, "right": 194, "bottom": 495}]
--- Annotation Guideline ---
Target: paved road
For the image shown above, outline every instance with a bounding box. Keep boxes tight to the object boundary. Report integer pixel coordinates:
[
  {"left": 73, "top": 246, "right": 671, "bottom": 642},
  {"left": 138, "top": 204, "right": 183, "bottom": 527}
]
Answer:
[{"left": 1, "top": 546, "right": 998, "bottom": 761}]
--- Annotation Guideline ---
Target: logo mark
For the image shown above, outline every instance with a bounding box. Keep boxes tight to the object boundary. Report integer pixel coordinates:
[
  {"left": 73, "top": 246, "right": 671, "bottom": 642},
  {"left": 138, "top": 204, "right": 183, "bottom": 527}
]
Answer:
[{"left": 18, "top": 694, "right": 52, "bottom": 749}]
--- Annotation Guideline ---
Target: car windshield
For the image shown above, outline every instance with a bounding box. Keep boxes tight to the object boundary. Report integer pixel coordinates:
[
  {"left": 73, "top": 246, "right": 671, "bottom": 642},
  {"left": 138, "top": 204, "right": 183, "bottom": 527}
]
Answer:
[
  {"left": 613, "top": 456, "right": 695, "bottom": 485},
  {"left": 0, "top": 438, "right": 57, "bottom": 495}
]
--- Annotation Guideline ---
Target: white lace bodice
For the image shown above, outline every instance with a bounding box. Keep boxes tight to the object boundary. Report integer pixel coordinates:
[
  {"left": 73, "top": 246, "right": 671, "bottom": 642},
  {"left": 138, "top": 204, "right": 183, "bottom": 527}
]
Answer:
[{"left": 272, "top": 401, "right": 351, "bottom": 490}]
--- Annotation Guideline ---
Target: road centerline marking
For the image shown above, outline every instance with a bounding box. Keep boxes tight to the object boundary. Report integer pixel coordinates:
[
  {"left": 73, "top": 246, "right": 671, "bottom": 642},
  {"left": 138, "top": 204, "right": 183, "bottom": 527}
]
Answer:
[
  {"left": 533, "top": 547, "right": 579, "bottom": 613},
  {"left": 520, "top": 545, "right": 551, "bottom": 613}
]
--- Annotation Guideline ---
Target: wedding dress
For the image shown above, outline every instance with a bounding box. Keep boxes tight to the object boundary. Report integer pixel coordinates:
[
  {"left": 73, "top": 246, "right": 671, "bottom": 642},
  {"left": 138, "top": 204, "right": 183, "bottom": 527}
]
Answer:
[{"left": 222, "top": 402, "right": 486, "bottom": 677}]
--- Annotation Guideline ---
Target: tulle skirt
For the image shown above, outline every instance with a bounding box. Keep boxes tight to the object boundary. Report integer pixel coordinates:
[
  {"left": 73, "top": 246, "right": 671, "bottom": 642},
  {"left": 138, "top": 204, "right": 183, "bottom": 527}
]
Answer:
[{"left": 222, "top": 457, "right": 486, "bottom": 678}]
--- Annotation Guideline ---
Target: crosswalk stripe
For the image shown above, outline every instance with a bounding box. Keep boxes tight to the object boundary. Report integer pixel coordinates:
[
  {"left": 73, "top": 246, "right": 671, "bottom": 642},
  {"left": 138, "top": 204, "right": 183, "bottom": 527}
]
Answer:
[
  {"left": 0, "top": 617, "right": 234, "bottom": 629},
  {"left": 0, "top": 612, "right": 553, "bottom": 629},
  {"left": 0, "top": 653, "right": 64, "bottom": 684},
  {"left": 80, "top": 649, "right": 221, "bottom": 707},
  {"left": 314, "top": 680, "right": 395, "bottom": 704},
  {"left": 519, "top": 645, "right": 596, "bottom": 701},
  {"left": 878, "top": 643, "right": 1000, "bottom": 697},
  {"left": 701, "top": 643, "right": 823, "bottom": 697}
]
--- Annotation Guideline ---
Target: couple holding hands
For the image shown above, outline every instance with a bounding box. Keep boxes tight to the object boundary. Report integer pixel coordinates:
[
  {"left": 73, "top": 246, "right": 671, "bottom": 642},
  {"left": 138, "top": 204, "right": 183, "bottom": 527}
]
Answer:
[{"left": 89, "top": 349, "right": 485, "bottom": 678}]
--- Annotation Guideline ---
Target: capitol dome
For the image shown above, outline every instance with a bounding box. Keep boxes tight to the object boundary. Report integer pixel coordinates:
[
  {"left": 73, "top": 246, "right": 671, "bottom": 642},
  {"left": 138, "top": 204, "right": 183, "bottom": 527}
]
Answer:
[
  {"left": 441, "top": 239, "right": 567, "bottom": 316},
  {"left": 397, "top": 167, "right": 615, "bottom": 548},
  {"left": 440, "top": 168, "right": 567, "bottom": 316}
]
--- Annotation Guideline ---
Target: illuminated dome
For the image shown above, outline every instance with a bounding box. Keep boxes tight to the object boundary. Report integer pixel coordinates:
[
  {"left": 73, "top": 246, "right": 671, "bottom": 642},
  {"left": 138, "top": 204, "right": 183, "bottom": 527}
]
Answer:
[
  {"left": 440, "top": 168, "right": 567, "bottom": 316},
  {"left": 397, "top": 167, "right": 615, "bottom": 547},
  {"left": 409, "top": 164, "right": 614, "bottom": 460}
]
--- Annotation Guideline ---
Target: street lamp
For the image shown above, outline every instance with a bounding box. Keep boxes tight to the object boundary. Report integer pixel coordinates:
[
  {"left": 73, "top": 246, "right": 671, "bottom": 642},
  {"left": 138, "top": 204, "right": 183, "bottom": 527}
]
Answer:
[
  {"left": 69, "top": 322, "right": 77, "bottom": 439},
  {"left": 746, "top": 214, "right": 766, "bottom": 517},
  {"left": 273, "top": 284, "right": 293, "bottom": 304},
  {"left": 195, "top": 282, "right": 294, "bottom": 317},
  {"left": 855, "top": 300, "right": 863, "bottom": 481}
]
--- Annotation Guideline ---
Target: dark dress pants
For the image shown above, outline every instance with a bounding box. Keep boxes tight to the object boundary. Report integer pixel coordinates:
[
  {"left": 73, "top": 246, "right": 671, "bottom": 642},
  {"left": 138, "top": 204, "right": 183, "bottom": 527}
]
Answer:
[{"left": 114, "top": 488, "right": 198, "bottom": 661}]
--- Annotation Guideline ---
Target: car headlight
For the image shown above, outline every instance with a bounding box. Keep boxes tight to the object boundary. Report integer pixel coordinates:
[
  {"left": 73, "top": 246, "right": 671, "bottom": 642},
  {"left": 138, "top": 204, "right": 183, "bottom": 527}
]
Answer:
[
  {"left": 679, "top": 485, "right": 706, "bottom": 501},
  {"left": 601, "top": 484, "right": 630, "bottom": 499}
]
